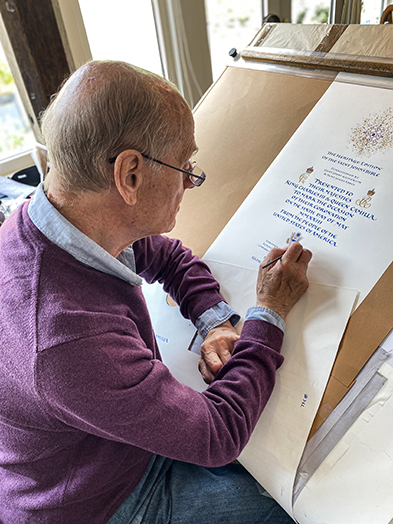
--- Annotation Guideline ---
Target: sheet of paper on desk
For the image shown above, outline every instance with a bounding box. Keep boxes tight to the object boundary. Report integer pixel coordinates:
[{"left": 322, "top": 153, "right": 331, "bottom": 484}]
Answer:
[
  {"left": 204, "top": 79, "right": 393, "bottom": 308},
  {"left": 141, "top": 281, "right": 207, "bottom": 393},
  {"left": 0, "top": 177, "right": 36, "bottom": 200},
  {"left": 203, "top": 260, "right": 357, "bottom": 518},
  {"left": 142, "top": 260, "right": 356, "bottom": 518}
]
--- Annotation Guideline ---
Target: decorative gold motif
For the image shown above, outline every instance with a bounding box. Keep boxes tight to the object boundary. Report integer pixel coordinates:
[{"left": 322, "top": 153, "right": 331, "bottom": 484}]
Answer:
[
  {"left": 299, "top": 167, "right": 314, "bottom": 184},
  {"left": 355, "top": 189, "right": 375, "bottom": 209}
]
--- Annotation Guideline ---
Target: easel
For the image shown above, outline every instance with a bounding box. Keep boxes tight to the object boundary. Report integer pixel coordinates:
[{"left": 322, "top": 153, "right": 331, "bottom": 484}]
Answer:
[{"left": 169, "top": 23, "right": 393, "bottom": 523}]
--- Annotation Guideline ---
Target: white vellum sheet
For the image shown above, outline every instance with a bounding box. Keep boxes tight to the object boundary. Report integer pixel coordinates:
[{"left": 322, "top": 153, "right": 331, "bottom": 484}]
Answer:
[
  {"left": 204, "top": 80, "right": 393, "bottom": 308},
  {"left": 293, "top": 364, "right": 393, "bottom": 524},
  {"left": 141, "top": 281, "right": 207, "bottom": 393},
  {"left": 204, "top": 260, "right": 357, "bottom": 518},
  {"left": 257, "top": 24, "right": 331, "bottom": 52}
]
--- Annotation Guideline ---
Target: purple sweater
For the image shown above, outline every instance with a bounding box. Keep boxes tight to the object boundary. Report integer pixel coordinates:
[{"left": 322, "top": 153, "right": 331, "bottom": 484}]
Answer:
[{"left": 0, "top": 203, "right": 284, "bottom": 523}]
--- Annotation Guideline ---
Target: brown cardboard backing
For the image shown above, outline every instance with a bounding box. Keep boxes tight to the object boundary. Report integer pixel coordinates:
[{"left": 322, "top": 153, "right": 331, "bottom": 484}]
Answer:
[
  {"left": 309, "top": 262, "right": 393, "bottom": 437},
  {"left": 169, "top": 66, "right": 332, "bottom": 258}
]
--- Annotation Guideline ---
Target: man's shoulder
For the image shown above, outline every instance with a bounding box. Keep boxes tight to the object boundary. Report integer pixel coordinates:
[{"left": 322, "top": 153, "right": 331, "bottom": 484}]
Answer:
[
  {"left": 0, "top": 201, "right": 46, "bottom": 258},
  {"left": 36, "top": 262, "right": 148, "bottom": 352}
]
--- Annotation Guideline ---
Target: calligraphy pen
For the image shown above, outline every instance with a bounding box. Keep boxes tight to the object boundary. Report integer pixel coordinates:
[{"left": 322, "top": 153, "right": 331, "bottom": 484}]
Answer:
[
  {"left": 262, "top": 237, "right": 301, "bottom": 269},
  {"left": 261, "top": 254, "right": 283, "bottom": 269}
]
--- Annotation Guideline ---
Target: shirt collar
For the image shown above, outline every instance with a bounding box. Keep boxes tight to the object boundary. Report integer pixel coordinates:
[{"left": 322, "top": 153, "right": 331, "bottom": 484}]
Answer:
[{"left": 28, "top": 184, "right": 143, "bottom": 286}]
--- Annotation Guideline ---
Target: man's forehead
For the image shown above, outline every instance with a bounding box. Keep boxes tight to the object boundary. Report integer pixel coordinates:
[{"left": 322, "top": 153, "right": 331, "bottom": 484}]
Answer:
[
  {"left": 181, "top": 139, "right": 198, "bottom": 161},
  {"left": 174, "top": 114, "right": 197, "bottom": 160}
]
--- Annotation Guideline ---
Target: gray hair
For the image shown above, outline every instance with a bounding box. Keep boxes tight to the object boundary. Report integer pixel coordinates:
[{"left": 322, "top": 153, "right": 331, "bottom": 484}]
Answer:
[{"left": 41, "top": 60, "right": 194, "bottom": 192}]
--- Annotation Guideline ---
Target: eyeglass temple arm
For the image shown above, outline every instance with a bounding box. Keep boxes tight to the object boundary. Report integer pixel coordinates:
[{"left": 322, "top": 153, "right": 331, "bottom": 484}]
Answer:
[{"left": 141, "top": 154, "right": 205, "bottom": 181}]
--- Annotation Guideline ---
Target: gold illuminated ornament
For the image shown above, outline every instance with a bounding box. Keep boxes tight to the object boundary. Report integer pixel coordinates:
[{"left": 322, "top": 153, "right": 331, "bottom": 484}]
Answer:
[
  {"left": 299, "top": 166, "right": 314, "bottom": 184},
  {"left": 355, "top": 189, "right": 375, "bottom": 209}
]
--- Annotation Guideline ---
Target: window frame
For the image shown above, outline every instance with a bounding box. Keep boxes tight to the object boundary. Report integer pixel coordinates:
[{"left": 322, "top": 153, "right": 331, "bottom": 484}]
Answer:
[
  {"left": 0, "top": 0, "right": 214, "bottom": 176},
  {"left": 0, "top": 0, "right": 91, "bottom": 177},
  {"left": 1, "top": 0, "right": 378, "bottom": 179}
]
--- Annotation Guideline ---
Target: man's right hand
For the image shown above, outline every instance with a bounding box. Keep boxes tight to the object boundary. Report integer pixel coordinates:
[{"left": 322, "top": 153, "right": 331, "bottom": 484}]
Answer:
[{"left": 256, "top": 242, "right": 312, "bottom": 321}]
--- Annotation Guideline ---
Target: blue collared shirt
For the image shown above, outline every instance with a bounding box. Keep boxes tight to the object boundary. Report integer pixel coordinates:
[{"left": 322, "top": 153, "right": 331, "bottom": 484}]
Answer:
[{"left": 28, "top": 184, "right": 285, "bottom": 337}]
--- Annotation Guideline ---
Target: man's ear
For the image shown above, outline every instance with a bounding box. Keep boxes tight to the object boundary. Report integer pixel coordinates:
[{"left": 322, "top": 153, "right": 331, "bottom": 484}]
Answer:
[{"left": 113, "top": 150, "right": 143, "bottom": 205}]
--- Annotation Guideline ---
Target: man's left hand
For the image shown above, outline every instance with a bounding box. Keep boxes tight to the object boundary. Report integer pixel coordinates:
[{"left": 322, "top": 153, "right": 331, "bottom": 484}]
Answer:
[{"left": 199, "top": 321, "right": 240, "bottom": 384}]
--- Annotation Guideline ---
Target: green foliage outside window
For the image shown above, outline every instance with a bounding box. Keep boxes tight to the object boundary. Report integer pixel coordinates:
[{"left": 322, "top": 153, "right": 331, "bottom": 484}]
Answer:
[
  {"left": 0, "top": 60, "right": 33, "bottom": 159},
  {"left": 312, "top": 6, "right": 329, "bottom": 23},
  {"left": 296, "top": 9, "right": 308, "bottom": 23},
  {"left": 0, "top": 60, "right": 14, "bottom": 95}
]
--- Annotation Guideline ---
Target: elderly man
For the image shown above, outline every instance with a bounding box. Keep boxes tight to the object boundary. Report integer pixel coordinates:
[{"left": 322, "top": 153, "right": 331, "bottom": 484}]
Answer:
[{"left": 0, "top": 61, "right": 311, "bottom": 524}]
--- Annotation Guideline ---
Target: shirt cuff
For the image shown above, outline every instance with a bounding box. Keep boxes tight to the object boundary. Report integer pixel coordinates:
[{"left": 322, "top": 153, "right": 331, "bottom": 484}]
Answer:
[
  {"left": 245, "top": 306, "right": 286, "bottom": 333},
  {"left": 195, "top": 301, "right": 240, "bottom": 339}
]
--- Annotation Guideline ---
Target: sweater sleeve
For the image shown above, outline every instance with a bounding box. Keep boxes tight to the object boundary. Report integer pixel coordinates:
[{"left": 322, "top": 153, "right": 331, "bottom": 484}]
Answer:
[
  {"left": 133, "top": 235, "right": 224, "bottom": 323},
  {"left": 36, "top": 319, "right": 284, "bottom": 468}
]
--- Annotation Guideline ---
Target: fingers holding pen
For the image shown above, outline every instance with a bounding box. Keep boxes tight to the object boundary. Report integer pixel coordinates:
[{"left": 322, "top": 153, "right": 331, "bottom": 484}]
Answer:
[
  {"left": 263, "top": 241, "right": 312, "bottom": 270},
  {"left": 296, "top": 244, "right": 313, "bottom": 268},
  {"left": 281, "top": 240, "right": 312, "bottom": 267},
  {"left": 256, "top": 242, "right": 312, "bottom": 321}
]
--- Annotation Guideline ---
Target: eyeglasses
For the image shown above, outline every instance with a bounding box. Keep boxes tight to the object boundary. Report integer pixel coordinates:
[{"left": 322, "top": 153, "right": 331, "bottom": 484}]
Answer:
[{"left": 109, "top": 153, "right": 206, "bottom": 187}]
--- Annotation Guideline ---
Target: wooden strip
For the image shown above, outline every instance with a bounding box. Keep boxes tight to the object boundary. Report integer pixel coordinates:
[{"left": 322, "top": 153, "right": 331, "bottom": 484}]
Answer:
[
  {"left": 252, "top": 23, "right": 278, "bottom": 48},
  {"left": 314, "top": 24, "right": 349, "bottom": 53},
  {"left": 241, "top": 48, "right": 393, "bottom": 77},
  {"left": 0, "top": 0, "right": 72, "bottom": 119}
]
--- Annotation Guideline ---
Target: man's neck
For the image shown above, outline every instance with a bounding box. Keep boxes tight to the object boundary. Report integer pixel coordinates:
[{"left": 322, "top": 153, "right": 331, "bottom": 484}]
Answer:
[{"left": 44, "top": 175, "right": 135, "bottom": 258}]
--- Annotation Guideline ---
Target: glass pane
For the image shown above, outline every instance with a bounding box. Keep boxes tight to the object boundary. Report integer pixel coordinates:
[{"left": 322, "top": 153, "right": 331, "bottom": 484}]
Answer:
[
  {"left": 205, "top": 0, "right": 262, "bottom": 81},
  {"left": 361, "top": 0, "right": 384, "bottom": 23},
  {"left": 0, "top": 43, "right": 35, "bottom": 162},
  {"left": 292, "top": 1, "right": 330, "bottom": 24},
  {"left": 78, "top": 0, "right": 162, "bottom": 75}
]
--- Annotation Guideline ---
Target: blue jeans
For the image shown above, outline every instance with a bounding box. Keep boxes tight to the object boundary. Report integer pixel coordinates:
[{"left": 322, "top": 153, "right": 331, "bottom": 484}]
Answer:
[{"left": 108, "top": 455, "right": 294, "bottom": 524}]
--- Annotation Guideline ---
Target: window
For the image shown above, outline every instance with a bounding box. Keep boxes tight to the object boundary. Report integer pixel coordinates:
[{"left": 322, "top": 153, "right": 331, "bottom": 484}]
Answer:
[
  {"left": 205, "top": 0, "right": 263, "bottom": 81},
  {"left": 292, "top": 0, "right": 330, "bottom": 24},
  {"left": 78, "top": 0, "right": 213, "bottom": 109},
  {"left": 78, "top": 0, "right": 162, "bottom": 75},
  {"left": 0, "top": 42, "right": 35, "bottom": 163},
  {"left": 361, "top": 0, "right": 386, "bottom": 23}
]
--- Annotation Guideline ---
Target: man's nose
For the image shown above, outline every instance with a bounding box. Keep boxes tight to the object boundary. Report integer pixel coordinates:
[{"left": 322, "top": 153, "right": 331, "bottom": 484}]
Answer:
[{"left": 183, "top": 173, "right": 195, "bottom": 190}]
